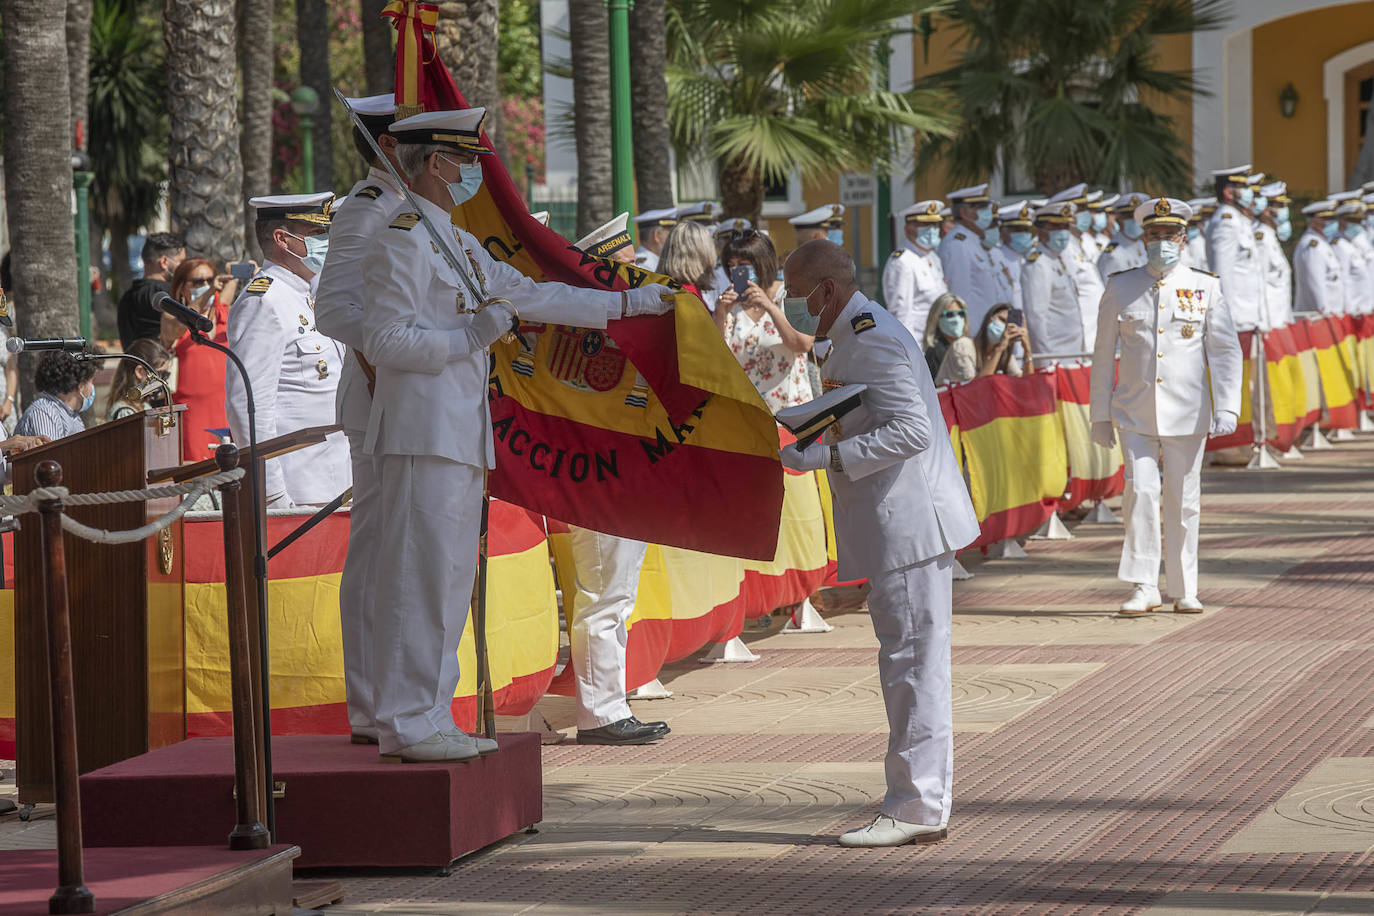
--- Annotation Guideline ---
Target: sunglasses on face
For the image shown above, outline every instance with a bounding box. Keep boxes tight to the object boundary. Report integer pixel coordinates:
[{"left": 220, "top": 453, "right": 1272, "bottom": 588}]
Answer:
[{"left": 942, "top": 309, "right": 966, "bottom": 319}]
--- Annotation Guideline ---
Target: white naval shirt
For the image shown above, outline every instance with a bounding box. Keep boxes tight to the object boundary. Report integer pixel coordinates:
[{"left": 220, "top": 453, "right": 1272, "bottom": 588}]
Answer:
[
  {"left": 881, "top": 239, "right": 946, "bottom": 338},
  {"left": 314, "top": 167, "right": 405, "bottom": 433},
  {"left": 1293, "top": 229, "right": 1345, "bottom": 316},
  {"left": 1096, "top": 233, "right": 1147, "bottom": 283},
  {"left": 988, "top": 245, "right": 1022, "bottom": 312},
  {"left": 1256, "top": 222, "right": 1292, "bottom": 327},
  {"left": 634, "top": 246, "right": 660, "bottom": 273},
  {"left": 1089, "top": 263, "right": 1243, "bottom": 439},
  {"left": 1206, "top": 202, "right": 1267, "bottom": 330},
  {"left": 360, "top": 195, "right": 625, "bottom": 469},
  {"left": 1066, "top": 234, "right": 1105, "bottom": 347},
  {"left": 225, "top": 260, "right": 350, "bottom": 506},
  {"left": 1078, "top": 231, "right": 1103, "bottom": 263},
  {"left": 1020, "top": 247, "right": 1084, "bottom": 358},
  {"left": 937, "top": 227, "right": 999, "bottom": 328},
  {"left": 1334, "top": 235, "right": 1373, "bottom": 316}
]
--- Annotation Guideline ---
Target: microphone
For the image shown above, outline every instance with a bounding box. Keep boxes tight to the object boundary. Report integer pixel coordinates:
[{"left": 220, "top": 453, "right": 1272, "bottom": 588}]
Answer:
[
  {"left": 5, "top": 337, "right": 88, "bottom": 354},
  {"left": 153, "top": 291, "right": 214, "bottom": 334}
]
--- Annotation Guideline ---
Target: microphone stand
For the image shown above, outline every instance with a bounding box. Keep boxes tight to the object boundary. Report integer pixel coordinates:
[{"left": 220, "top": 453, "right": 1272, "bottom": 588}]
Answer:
[
  {"left": 73, "top": 351, "right": 176, "bottom": 432},
  {"left": 187, "top": 329, "right": 275, "bottom": 837}
]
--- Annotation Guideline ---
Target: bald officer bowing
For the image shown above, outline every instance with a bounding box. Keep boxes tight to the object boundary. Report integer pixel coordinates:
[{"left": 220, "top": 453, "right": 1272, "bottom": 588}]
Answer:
[
  {"left": 1090, "top": 198, "right": 1242, "bottom": 616},
  {"left": 360, "top": 108, "right": 674, "bottom": 763},
  {"left": 780, "top": 240, "right": 979, "bottom": 848}
]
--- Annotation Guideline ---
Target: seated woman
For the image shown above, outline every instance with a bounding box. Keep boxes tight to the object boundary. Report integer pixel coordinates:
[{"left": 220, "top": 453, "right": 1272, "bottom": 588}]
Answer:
[
  {"left": 16, "top": 351, "right": 98, "bottom": 441},
  {"left": 971, "top": 304, "right": 1035, "bottom": 378},
  {"left": 104, "top": 338, "right": 173, "bottom": 421},
  {"left": 922, "top": 293, "right": 977, "bottom": 386}
]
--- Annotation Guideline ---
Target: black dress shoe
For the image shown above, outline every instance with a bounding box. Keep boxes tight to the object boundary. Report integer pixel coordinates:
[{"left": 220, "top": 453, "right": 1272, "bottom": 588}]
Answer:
[{"left": 576, "top": 716, "right": 671, "bottom": 745}]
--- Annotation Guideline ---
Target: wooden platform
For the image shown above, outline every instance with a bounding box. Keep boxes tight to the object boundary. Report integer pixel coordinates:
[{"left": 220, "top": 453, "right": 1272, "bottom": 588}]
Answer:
[
  {"left": 79, "top": 733, "right": 543, "bottom": 868},
  {"left": 0, "top": 844, "right": 297, "bottom": 915}
]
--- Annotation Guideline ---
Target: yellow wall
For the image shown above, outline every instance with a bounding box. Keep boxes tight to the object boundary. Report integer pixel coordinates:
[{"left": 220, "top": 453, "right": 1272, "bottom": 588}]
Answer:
[
  {"left": 1251, "top": 2, "right": 1374, "bottom": 201},
  {"left": 759, "top": 173, "right": 877, "bottom": 268}
]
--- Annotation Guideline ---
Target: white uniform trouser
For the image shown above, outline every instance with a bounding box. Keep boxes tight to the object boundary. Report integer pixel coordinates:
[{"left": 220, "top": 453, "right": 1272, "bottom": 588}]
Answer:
[
  {"left": 567, "top": 527, "right": 647, "bottom": 729},
  {"left": 866, "top": 553, "right": 954, "bottom": 827},
  {"left": 1118, "top": 430, "right": 1207, "bottom": 599},
  {"left": 371, "top": 454, "right": 481, "bottom": 754},
  {"left": 340, "top": 428, "right": 380, "bottom": 731}
]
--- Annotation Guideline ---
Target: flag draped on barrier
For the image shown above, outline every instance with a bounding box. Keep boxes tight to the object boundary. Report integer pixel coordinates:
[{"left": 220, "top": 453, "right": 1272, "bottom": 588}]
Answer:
[
  {"left": 381, "top": 0, "right": 784, "bottom": 561},
  {"left": 1054, "top": 363, "right": 1125, "bottom": 511}
]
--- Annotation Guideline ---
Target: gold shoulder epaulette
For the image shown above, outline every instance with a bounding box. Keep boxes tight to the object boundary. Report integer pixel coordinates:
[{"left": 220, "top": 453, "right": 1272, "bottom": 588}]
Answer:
[
  {"left": 1254, "top": 231, "right": 1264, "bottom": 241},
  {"left": 1104, "top": 242, "right": 1118, "bottom": 252},
  {"left": 954, "top": 232, "right": 967, "bottom": 241},
  {"left": 389, "top": 211, "right": 421, "bottom": 231},
  {"left": 891, "top": 249, "right": 904, "bottom": 258},
  {"left": 1221, "top": 212, "right": 1233, "bottom": 220},
  {"left": 850, "top": 312, "right": 877, "bottom": 334},
  {"left": 355, "top": 185, "right": 383, "bottom": 201},
  {"left": 245, "top": 276, "right": 273, "bottom": 294},
  {"left": 1027, "top": 250, "right": 1041, "bottom": 262},
  {"left": 1190, "top": 266, "right": 1219, "bottom": 278},
  {"left": 1308, "top": 239, "right": 1318, "bottom": 248}
]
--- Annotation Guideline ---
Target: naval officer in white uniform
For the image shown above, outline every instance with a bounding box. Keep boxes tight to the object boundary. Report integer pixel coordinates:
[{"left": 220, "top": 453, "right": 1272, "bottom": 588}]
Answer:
[
  {"left": 632, "top": 208, "right": 676, "bottom": 272},
  {"left": 1207, "top": 165, "right": 1268, "bottom": 330},
  {"left": 1096, "top": 192, "right": 1149, "bottom": 281},
  {"left": 789, "top": 203, "right": 846, "bottom": 247},
  {"left": 1020, "top": 202, "right": 1084, "bottom": 359},
  {"left": 937, "top": 183, "right": 1000, "bottom": 329},
  {"left": 780, "top": 240, "right": 979, "bottom": 848},
  {"left": 225, "top": 192, "right": 350, "bottom": 507},
  {"left": 1089, "top": 198, "right": 1242, "bottom": 616},
  {"left": 881, "top": 200, "right": 947, "bottom": 338},
  {"left": 360, "top": 108, "right": 672, "bottom": 763},
  {"left": 1293, "top": 200, "right": 1344, "bottom": 315},
  {"left": 1256, "top": 182, "right": 1293, "bottom": 327},
  {"left": 314, "top": 93, "right": 406, "bottom": 746}
]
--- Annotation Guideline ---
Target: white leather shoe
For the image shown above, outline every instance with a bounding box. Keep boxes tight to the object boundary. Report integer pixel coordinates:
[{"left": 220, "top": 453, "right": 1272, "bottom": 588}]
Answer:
[
  {"left": 383, "top": 732, "right": 480, "bottom": 763},
  {"left": 1118, "top": 584, "right": 1162, "bottom": 616},
  {"left": 444, "top": 728, "right": 500, "bottom": 755},
  {"left": 1173, "top": 596, "right": 1204, "bottom": 614},
  {"left": 837, "top": 815, "right": 947, "bottom": 847}
]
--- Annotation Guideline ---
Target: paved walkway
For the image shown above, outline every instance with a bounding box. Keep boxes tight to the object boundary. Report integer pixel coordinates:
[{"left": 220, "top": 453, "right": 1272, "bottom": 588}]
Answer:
[{"left": 6, "top": 437, "right": 1374, "bottom": 914}]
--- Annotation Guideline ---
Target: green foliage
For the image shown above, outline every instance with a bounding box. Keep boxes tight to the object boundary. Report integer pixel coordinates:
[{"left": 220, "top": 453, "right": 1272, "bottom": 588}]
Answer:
[
  {"left": 917, "top": 0, "right": 1231, "bottom": 194},
  {"left": 500, "top": 0, "right": 543, "bottom": 99},
  {"left": 665, "top": 0, "right": 955, "bottom": 190}
]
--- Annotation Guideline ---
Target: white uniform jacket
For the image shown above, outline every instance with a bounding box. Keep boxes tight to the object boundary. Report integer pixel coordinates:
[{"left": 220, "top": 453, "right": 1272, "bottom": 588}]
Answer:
[
  {"left": 1184, "top": 231, "right": 1208, "bottom": 270},
  {"left": 821, "top": 293, "right": 979, "bottom": 580},
  {"left": 1019, "top": 248, "right": 1083, "bottom": 357},
  {"left": 1335, "top": 236, "right": 1373, "bottom": 316},
  {"left": 1096, "top": 234, "right": 1146, "bottom": 282},
  {"left": 634, "top": 246, "right": 659, "bottom": 273},
  {"left": 1256, "top": 222, "right": 1292, "bottom": 327},
  {"left": 1293, "top": 230, "right": 1344, "bottom": 315},
  {"left": 1089, "top": 264, "right": 1243, "bottom": 438},
  {"left": 360, "top": 195, "right": 621, "bottom": 468},
  {"left": 1078, "top": 231, "right": 1103, "bottom": 263},
  {"left": 1206, "top": 203, "right": 1267, "bottom": 330},
  {"left": 1067, "top": 235, "right": 1105, "bottom": 346},
  {"left": 224, "top": 260, "right": 350, "bottom": 505},
  {"left": 314, "top": 168, "right": 405, "bottom": 433},
  {"left": 988, "top": 245, "right": 1022, "bottom": 313},
  {"left": 937, "top": 228, "right": 999, "bottom": 328},
  {"left": 881, "top": 240, "right": 946, "bottom": 337}
]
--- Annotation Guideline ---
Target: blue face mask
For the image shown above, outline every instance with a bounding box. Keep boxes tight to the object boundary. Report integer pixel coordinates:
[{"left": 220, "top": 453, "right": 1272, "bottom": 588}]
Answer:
[
  {"left": 938, "top": 312, "right": 966, "bottom": 338},
  {"left": 914, "top": 225, "right": 941, "bottom": 250},
  {"left": 80, "top": 386, "right": 94, "bottom": 413},
  {"left": 1322, "top": 221, "right": 1338, "bottom": 241},
  {"left": 1186, "top": 226, "right": 1199, "bottom": 242},
  {"left": 1008, "top": 231, "right": 1033, "bottom": 253},
  {"left": 1276, "top": 206, "right": 1290, "bottom": 223},
  {"left": 189, "top": 283, "right": 212, "bottom": 301},
  {"left": 826, "top": 229, "right": 843, "bottom": 246},
  {"left": 1237, "top": 187, "right": 1254, "bottom": 209},
  {"left": 287, "top": 232, "right": 329, "bottom": 274},
  {"left": 1344, "top": 223, "right": 1364, "bottom": 240},
  {"left": 1121, "top": 218, "right": 1143, "bottom": 240},
  {"left": 1045, "top": 229, "right": 1071, "bottom": 252},
  {"left": 987, "top": 319, "right": 1006, "bottom": 343},
  {"left": 446, "top": 159, "right": 484, "bottom": 207},
  {"left": 1091, "top": 212, "right": 1107, "bottom": 232},
  {"left": 783, "top": 284, "right": 822, "bottom": 336},
  {"left": 980, "top": 233, "right": 999, "bottom": 250},
  {"left": 1074, "top": 210, "right": 1092, "bottom": 232},
  {"left": 973, "top": 206, "right": 993, "bottom": 230},
  {"left": 1276, "top": 220, "right": 1292, "bottom": 242},
  {"left": 1253, "top": 195, "right": 1268, "bottom": 213},
  {"left": 1147, "top": 239, "right": 1181, "bottom": 272}
]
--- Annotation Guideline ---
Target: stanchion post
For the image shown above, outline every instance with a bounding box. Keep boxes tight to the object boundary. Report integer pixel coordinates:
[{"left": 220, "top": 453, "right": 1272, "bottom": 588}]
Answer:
[
  {"left": 216, "top": 445, "right": 270, "bottom": 849},
  {"left": 36, "top": 461, "right": 94, "bottom": 914}
]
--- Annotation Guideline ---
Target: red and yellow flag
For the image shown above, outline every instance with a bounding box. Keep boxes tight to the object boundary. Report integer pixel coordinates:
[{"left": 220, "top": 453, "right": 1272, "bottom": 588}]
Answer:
[{"left": 1054, "top": 363, "right": 1124, "bottom": 510}]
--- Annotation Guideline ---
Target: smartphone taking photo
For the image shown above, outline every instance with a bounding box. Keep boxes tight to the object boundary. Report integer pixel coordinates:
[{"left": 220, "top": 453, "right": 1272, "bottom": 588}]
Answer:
[
  {"left": 1007, "top": 307, "right": 1024, "bottom": 328},
  {"left": 228, "top": 260, "right": 256, "bottom": 280}
]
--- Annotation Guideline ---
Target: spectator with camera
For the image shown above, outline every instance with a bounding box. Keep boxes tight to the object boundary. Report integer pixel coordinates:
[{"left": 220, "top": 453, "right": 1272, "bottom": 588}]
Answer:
[{"left": 972, "top": 304, "right": 1034, "bottom": 378}]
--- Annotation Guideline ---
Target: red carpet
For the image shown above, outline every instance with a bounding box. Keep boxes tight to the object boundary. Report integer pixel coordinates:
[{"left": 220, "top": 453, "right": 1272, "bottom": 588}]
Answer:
[{"left": 80, "top": 734, "right": 542, "bottom": 868}]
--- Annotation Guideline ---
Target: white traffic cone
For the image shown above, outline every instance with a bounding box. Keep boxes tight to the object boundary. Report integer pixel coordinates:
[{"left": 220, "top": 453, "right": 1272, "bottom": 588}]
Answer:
[
  {"left": 700, "top": 636, "right": 760, "bottom": 663},
  {"left": 627, "top": 678, "right": 673, "bottom": 700},
  {"left": 782, "top": 597, "right": 834, "bottom": 633},
  {"left": 1029, "top": 512, "right": 1073, "bottom": 540}
]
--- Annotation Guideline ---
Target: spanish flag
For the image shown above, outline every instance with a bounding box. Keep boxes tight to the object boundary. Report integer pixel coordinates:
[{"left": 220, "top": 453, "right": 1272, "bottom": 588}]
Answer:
[
  {"left": 1054, "top": 363, "right": 1124, "bottom": 511},
  {"left": 1306, "top": 316, "right": 1358, "bottom": 429},
  {"left": 382, "top": 1, "right": 784, "bottom": 561}
]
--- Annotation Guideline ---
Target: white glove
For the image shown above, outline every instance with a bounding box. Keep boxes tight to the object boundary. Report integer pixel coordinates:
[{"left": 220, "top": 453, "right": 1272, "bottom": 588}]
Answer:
[
  {"left": 1209, "top": 409, "right": 1238, "bottom": 437},
  {"left": 622, "top": 284, "right": 674, "bottom": 317},
  {"left": 451, "top": 301, "right": 516, "bottom": 359},
  {"left": 1090, "top": 421, "right": 1116, "bottom": 450},
  {"left": 779, "top": 442, "right": 828, "bottom": 472}
]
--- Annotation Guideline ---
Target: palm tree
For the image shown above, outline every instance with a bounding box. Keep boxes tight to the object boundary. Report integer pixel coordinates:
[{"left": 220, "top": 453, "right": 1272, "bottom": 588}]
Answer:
[
  {"left": 164, "top": 0, "right": 244, "bottom": 262},
  {"left": 568, "top": 0, "right": 612, "bottom": 236},
  {"left": 239, "top": 0, "right": 273, "bottom": 260},
  {"left": 630, "top": 0, "right": 673, "bottom": 211},
  {"left": 666, "top": 0, "right": 953, "bottom": 223},
  {"left": 360, "top": 0, "right": 394, "bottom": 96},
  {"left": 916, "top": 0, "right": 1229, "bottom": 194},
  {"left": 436, "top": 0, "right": 505, "bottom": 159},
  {"left": 297, "top": 0, "right": 333, "bottom": 192},
  {"left": 66, "top": 0, "right": 92, "bottom": 148}
]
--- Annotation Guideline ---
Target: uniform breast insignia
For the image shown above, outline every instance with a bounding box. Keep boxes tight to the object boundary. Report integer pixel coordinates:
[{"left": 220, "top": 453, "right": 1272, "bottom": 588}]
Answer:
[
  {"left": 244, "top": 276, "right": 273, "bottom": 294},
  {"left": 298, "top": 314, "right": 309, "bottom": 334},
  {"left": 1181, "top": 324, "right": 1196, "bottom": 338},
  {"left": 1254, "top": 231, "right": 1264, "bottom": 241},
  {"left": 1175, "top": 288, "right": 1207, "bottom": 320},
  {"left": 1104, "top": 242, "right": 1118, "bottom": 252},
  {"left": 1027, "top": 251, "right": 1041, "bottom": 262},
  {"left": 1189, "top": 267, "right": 1219, "bottom": 278},
  {"left": 355, "top": 185, "right": 383, "bottom": 200},
  {"left": 1308, "top": 239, "right": 1319, "bottom": 248},
  {"left": 953, "top": 232, "right": 967, "bottom": 241},
  {"left": 851, "top": 312, "right": 877, "bottom": 334},
  {"left": 1221, "top": 212, "right": 1233, "bottom": 220},
  {"left": 316, "top": 359, "right": 329, "bottom": 380},
  {"left": 389, "top": 212, "right": 421, "bottom": 231}
]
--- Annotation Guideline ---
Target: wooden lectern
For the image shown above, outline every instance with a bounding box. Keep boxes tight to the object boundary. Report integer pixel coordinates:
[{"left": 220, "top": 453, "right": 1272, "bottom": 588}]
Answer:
[{"left": 14, "top": 406, "right": 186, "bottom": 803}]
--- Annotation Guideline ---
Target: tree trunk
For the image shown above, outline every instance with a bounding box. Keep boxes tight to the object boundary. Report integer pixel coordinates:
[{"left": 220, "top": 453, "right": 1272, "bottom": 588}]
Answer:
[
  {"left": 435, "top": 0, "right": 505, "bottom": 159},
  {"left": 360, "top": 0, "right": 394, "bottom": 96},
  {"left": 719, "top": 155, "right": 764, "bottom": 226},
  {"left": 240, "top": 0, "right": 274, "bottom": 262},
  {"left": 297, "top": 0, "right": 333, "bottom": 193},
  {"left": 3, "top": 0, "right": 78, "bottom": 401},
  {"left": 629, "top": 0, "right": 672, "bottom": 211},
  {"left": 66, "top": 0, "right": 91, "bottom": 150},
  {"left": 165, "top": 0, "right": 245, "bottom": 263},
  {"left": 568, "top": 0, "right": 612, "bottom": 238}
]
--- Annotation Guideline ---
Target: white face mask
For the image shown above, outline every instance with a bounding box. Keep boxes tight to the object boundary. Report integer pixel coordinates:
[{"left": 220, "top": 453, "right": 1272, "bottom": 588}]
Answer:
[
  {"left": 442, "top": 155, "right": 484, "bottom": 207},
  {"left": 1147, "top": 239, "right": 1181, "bottom": 272}
]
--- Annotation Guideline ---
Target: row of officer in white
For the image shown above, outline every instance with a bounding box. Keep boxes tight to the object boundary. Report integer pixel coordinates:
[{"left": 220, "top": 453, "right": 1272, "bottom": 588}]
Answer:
[
  {"left": 563, "top": 212, "right": 671, "bottom": 747},
  {"left": 1020, "top": 202, "right": 1087, "bottom": 359},
  {"left": 225, "top": 192, "right": 351, "bottom": 508},
  {"left": 1333, "top": 195, "right": 1373, "bottom": 316},
  {"left": 1294, "top": 199, "right": 1346, "bottom": 315},
  {"left": 1096, "top": 192, "right": 1149, "bottom": 280},
  {"left": 994, "top": 201, "right": 1031, "bottom": 311},
  {"left": 1256, "top": 181, "right": 1294, "bottom": 327},
  {"left": 1089, "top": 197, "right": 1242, "bottom": 615},
  {"left": 1183, "top": 198, "right": 1213, "bottom": 269},
  {"left": 790, "top": 203, "right": 846, "bottom": 247},
  {"left": 937, "top": 183, "right": 1001, "bottom": 329},
  {"left": 1086, "top": 192, "right": 1115, "bottom": 255},
  {"left": 980, "top": 204, "right": 1019, "bottom": 311},
  {"left": 779, "top": 239, "right": 979, "bottom": 848},
  {"left": 1207, "top": 165, "right": 1269, "bottom": 330},
  {"left": 1046, "top": 183, "right": 1105, "bottom": 344},
  {"left": 314, "top": 93, "right": 407, "bottom": 745},
  {"left": 358, "top": 107, "right": 674, "bottom": 762},
  {"left": 882, "top": 200, "right": 947, "bottom": 339}
]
